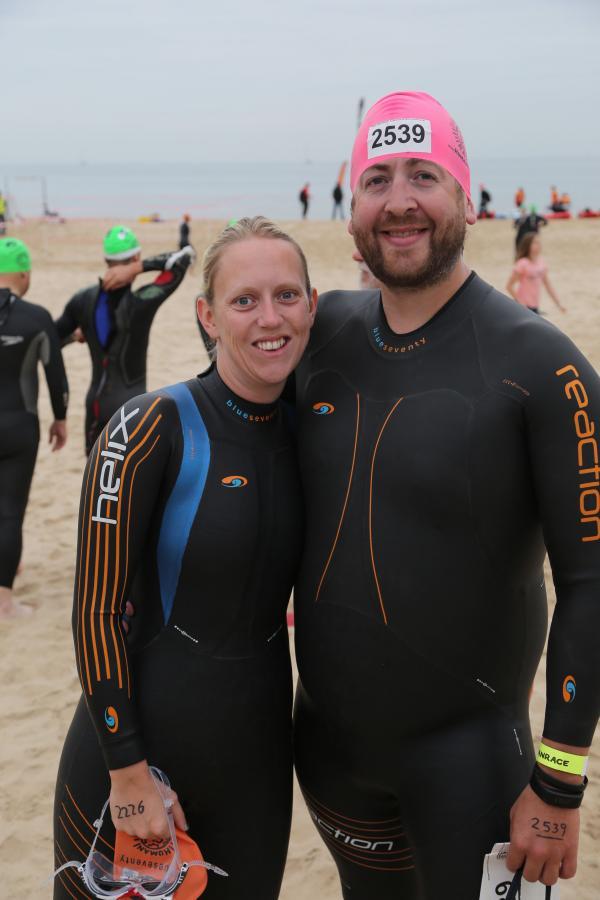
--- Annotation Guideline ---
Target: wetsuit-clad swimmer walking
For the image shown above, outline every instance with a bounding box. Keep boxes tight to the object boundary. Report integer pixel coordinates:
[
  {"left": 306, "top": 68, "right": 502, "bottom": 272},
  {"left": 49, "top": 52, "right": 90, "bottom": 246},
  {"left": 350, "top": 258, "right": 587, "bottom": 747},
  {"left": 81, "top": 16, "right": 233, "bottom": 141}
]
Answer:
[
  {"left": 293, "top": 92, "right": 600, "bottom": 898},
  {"left": 0, "top": 238, "right": 68, "bottom": 620},
  {"left": 53, "top": 217, "right": 317, "bottom": 899},
  {"left": 55, "top": 225, "right": 193, "bottom": 454}
]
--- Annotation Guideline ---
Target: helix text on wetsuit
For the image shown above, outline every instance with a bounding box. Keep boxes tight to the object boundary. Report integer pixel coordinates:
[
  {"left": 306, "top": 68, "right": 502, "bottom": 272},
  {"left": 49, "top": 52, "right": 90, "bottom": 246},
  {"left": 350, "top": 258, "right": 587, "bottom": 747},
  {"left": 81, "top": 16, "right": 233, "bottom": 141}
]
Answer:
[{"left": 91, "top": 405, "right": 140, "bottom": 526}]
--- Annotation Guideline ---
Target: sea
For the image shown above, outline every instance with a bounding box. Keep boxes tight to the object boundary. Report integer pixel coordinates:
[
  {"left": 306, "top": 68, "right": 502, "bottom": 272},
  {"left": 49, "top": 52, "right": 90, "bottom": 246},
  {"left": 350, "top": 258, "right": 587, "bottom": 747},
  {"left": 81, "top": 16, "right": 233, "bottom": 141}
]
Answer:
[{"left": 2, "top": 158, "right": 599, "bottom": 221}]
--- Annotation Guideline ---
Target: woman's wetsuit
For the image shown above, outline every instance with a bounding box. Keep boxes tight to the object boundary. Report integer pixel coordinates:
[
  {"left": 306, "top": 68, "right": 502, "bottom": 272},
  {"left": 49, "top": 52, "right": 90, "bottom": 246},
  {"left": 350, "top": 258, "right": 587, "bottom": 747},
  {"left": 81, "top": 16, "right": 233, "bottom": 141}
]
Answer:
[
  {"left": 54, "top": 365, "right": 303, "bottom": 899},
  {"left": 0, "top": 289, "right": 68, "bottom": 587},
  {"left": 55, "top": 249, "right": 192, "bottom": 454},
  {"left": 292, "top": 273, "right": 600, "bottom": 899}
]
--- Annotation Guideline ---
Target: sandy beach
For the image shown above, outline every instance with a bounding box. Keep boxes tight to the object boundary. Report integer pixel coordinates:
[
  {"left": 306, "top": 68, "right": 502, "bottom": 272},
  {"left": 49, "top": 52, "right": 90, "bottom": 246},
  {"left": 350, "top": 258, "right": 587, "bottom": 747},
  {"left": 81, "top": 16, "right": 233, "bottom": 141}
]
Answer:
[{"left": 1, "top": 216, "right": 599, "bottom": 898}]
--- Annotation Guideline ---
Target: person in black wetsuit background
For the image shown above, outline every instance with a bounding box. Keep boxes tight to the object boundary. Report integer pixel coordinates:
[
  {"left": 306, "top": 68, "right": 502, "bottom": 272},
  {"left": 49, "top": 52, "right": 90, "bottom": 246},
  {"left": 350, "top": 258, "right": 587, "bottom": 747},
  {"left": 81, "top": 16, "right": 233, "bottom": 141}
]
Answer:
[
  {"left": 299, "top": 183, "right": 310, "bottom": 219},
  {"left": 292, "top": 91, "right": 600, "bottom": 898},
  {"left": 55, "top": 225, "right": 194, "bottom": 454},
  {"left": 332, "top": 183, "right": 345, "bottom": 220},
  {"left": 179, "top": 213, "right": 192, "bottom": 250},
  {"left": 53, "top": 216, "right": 317, "bottom": 899},
  {"left": 514, "top": 204, "right": 547, "bottom": 250},
  {"left": 0, "top": 237, "right": 68, "bottom": 619}
]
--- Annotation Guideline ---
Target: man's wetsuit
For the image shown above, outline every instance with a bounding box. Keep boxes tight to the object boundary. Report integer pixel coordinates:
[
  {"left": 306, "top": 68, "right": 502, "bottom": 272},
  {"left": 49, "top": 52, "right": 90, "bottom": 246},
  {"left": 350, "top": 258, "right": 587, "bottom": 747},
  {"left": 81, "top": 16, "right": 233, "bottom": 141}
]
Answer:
[
  {"left": 55, "top": 249, "right": 192, "bottom": 454},
  {"left": 54, "top": 365, "right": 302, "bottom": 899},
  {"left": 292, "top": 273, "right": 600, "bottom": 899},
  {"left": 0, "top": 289, "right": 68, "bottom": 587}
]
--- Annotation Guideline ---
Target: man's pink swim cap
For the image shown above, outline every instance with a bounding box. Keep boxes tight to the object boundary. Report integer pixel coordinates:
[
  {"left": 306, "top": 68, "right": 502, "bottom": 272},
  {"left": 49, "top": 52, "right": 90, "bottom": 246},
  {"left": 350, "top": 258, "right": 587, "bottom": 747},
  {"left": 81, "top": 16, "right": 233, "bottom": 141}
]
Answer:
[{"left": 350, "top": 91, "right": 471, "bottom": 199}]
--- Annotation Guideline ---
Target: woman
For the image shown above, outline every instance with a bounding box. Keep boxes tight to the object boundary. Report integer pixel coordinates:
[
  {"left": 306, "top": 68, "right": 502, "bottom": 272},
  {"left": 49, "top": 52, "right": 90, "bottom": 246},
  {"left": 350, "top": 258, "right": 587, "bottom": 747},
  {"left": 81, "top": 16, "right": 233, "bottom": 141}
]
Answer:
[
  {"left": 54, "top": 217, "right": 317, "bottom": 899},
  {"left": 506, "top": 233, "right": 565, "bottom": 315}
]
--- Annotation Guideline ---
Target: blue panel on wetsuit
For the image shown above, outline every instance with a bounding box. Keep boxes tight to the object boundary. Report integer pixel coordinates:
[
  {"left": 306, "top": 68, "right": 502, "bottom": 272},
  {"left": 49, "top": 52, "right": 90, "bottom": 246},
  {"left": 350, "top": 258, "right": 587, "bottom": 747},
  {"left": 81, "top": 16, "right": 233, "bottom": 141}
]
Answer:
[
  {"left": 94, "top": 290, "right": 112, "bottom": 348},
  {"left": 157, "top": 383, "right": 210, "bottom": 623}
]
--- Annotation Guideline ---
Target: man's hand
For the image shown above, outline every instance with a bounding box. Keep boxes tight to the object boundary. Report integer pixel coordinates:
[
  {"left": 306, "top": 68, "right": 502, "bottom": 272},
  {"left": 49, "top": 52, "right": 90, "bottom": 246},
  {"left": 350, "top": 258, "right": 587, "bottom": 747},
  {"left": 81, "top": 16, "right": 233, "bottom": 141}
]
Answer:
[
  {"left": 109, "top": 760, "right": 188, "bottom": 839},
  {"left": 102, "top": 260, "right": 143, "bottom": 291},
  {"left": 49, "top": 420, "right": 67, "bottom": 451},
  {"left": 507, "top": 784, "right": 579, "bottom": 886}
]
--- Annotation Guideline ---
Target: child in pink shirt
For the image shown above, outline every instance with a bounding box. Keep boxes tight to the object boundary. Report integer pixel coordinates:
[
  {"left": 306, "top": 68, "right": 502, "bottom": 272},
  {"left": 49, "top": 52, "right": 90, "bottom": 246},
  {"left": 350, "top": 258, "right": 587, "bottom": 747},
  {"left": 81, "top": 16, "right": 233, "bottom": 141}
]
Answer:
[{"left": 506, "top": 233, "right": 565, "bottom": 314}]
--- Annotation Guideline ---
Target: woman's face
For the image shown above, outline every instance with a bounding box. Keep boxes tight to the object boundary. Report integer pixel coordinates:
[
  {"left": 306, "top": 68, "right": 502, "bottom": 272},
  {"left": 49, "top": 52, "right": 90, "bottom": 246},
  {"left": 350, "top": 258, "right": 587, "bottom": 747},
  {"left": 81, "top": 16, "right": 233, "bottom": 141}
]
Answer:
[
  {"left": 197, "top": 237, "right": 317, "bottom": 402},
  {"left": 530, "top": 237, "right": 541, "bottom": 259}
]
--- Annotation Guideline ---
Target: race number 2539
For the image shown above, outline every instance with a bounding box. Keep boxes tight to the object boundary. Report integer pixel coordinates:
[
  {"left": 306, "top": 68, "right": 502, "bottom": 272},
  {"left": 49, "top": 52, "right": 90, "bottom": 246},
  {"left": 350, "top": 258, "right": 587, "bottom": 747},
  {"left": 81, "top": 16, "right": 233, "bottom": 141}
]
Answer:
[{"left": 367, "top": 119, "right": 432, "bottom": 159}]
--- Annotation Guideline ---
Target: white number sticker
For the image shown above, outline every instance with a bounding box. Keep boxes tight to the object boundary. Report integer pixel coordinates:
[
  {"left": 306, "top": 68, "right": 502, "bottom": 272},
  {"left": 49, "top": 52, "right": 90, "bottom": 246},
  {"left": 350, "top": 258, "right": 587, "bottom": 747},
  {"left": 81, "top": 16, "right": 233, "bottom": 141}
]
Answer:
[
  {"left": 479, "top": 843, "right": 558, "bottom": 899},
  {"left": 367, "top": 118, "right": 431, "bottom": 158}
]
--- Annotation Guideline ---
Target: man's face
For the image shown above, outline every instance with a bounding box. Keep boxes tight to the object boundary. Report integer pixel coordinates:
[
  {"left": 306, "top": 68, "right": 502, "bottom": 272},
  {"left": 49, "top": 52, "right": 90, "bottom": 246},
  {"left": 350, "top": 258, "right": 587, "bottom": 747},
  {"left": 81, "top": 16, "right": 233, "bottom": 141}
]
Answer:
[{"left": 349, "top": 157, "right": 476, "bottom": 290}]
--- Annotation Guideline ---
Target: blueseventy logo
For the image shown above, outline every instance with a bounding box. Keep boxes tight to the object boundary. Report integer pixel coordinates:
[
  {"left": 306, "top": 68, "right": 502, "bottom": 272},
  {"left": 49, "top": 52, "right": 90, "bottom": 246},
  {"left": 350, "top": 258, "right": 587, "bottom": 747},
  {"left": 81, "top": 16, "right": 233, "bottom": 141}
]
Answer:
[
  {"left": 562, "top": 675, "right": 576, "bottom": 703},
  {"left": 104, "top": 706, "right": 119, "bottom": 733},
  {"left": 221, "top": 475, "right": 248, "bottom": 488},
  {"left": 312, "top": 402, "right": 335, "bottom": 415}
]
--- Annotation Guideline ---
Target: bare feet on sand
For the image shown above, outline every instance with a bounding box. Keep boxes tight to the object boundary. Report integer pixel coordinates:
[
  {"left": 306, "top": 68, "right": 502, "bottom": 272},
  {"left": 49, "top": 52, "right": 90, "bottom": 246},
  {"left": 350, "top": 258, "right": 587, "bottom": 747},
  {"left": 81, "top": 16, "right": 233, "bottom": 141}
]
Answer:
[{"left": 0, "top": 587, "right": 34, "bottom": 620}]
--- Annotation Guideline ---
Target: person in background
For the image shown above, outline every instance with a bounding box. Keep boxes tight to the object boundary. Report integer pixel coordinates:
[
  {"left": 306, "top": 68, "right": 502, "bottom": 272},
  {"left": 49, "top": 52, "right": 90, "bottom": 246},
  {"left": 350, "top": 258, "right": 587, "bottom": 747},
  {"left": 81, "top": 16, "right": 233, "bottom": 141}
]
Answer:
[
  {"left": 0, "top": 191, "right": 6, "bottom": 235},
  {"left": 179, "top": 213, "right": 192, "bottom": 250},
  {"left": 515, "top": 203, "right": 547, "bottom": 249},
  {"left": 506, "top": 233, "right": 566, "bottom": 315},
  {"left": 332, "top": 183, "right": 345, "bottom": 220},
  {"left": 55, "top": 225, "right": 194, "bottom": 454},
  {"left": 299, "top": 183, "right": 310, "bottom": 219},
  {"left": 514, "top": 186, "right": 525, "bottom": 210},
  {"left": 0, "top": 237, "right": 68, "bottom": 619},
  {"left": 478, "top": 183, "right": 492, "bottom": 217}
]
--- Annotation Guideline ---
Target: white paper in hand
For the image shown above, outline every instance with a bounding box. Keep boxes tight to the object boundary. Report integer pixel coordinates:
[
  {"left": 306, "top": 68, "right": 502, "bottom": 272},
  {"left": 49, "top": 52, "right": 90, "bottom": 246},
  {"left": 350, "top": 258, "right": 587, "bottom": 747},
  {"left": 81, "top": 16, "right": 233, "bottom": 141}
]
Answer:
[{"left": 479, "top": 843, "right": 559, "bottom": 898}]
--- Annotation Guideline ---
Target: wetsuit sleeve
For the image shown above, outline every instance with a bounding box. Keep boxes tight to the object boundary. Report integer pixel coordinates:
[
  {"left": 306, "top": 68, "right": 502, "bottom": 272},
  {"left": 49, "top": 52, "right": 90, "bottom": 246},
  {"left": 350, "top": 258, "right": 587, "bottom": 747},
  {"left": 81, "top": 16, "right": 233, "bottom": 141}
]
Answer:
[
  {"left": 134, "top": 248, "right": 194, "bottom": 309},
  {"left": 72, "top": 392, "right": 178, "bottom": 770},
  {"left": 37, "top": 309, "right": 69, "bottom": 419},
  {"left": 55, "top": 292, "right": 83, "bottom": 343},
  {"left": 523, "top": 332, "right": 600, "bottom": 747}
]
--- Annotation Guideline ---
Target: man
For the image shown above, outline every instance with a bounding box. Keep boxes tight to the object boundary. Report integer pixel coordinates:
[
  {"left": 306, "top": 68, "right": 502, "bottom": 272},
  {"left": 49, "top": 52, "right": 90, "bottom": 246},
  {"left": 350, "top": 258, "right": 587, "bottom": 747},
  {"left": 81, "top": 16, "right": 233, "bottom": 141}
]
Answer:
[
  {"left": 0, "top": 237, "right": 68, "bottom": 618},
  {"left": 299, "top": 183, "right": 310, "bottom": 219},
  {"left": 179, "top": 213, "right": 192, "bottom": 250},
  {"left": 55, "top": 225, "right": 193, "bottom": 453},
  {"left": 293, "top": 92, "right": 599, "bottom": 898},
  {"left": 515, "top": 203, "right": 547, "bottom": 250},
  {"left": 478, "top": 182, "right": 492, "bottom": 217},
  {"left": 332, "top": 182, "right": 345, "bottom": 220}
]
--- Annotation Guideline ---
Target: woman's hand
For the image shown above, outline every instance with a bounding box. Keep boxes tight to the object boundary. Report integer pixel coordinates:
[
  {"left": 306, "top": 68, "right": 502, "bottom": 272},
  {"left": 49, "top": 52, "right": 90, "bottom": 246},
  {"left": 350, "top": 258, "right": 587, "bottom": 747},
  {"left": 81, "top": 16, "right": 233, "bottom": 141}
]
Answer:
[{"left": 109, "top": 760, "right": 188, "bottom": 839}]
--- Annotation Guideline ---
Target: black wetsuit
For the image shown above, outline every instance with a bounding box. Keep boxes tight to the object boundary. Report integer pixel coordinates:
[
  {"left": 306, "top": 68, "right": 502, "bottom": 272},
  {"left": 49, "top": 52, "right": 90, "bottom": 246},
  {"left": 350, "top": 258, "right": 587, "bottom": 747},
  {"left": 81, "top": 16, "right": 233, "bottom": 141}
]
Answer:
[
  {"left": 0, "top": 289, "right": 68, "bottom": 587},
  {"left": 292, "top": 274, "right": 600, "bottom": 899},
  {"left": 55, "top": 250, "right": 192, "bottom": 454},
  {"left": 179, "top": 220, "right": 190, "bottom": 249},
  {"left": 54, "top": 365, "right": 302, "bottom": 899},
  {"left": 515, "top": 213, "right": 547, "bottom": 248}
]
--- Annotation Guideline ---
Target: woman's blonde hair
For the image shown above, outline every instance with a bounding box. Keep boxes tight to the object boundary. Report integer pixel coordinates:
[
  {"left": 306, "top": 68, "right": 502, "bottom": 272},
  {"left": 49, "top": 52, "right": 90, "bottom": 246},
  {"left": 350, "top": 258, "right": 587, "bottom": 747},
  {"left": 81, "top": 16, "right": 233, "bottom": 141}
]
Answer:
[{"left": 201, "top": 216, "right": 311, "bottom": 305}]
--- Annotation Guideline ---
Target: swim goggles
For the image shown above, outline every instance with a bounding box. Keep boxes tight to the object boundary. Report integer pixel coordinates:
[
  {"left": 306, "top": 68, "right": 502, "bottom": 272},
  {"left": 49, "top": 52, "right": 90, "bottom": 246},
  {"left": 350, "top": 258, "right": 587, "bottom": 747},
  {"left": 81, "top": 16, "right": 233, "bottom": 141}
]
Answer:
[{"left": 53, "top": 767, "right": 228, "bottom": 898}]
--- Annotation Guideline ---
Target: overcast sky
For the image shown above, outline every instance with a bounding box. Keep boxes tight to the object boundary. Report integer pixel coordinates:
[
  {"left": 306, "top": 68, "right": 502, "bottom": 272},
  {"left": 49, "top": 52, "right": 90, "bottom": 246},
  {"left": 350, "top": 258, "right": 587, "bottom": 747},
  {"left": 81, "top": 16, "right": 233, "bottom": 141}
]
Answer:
[{"left": 3, "top": 0, "right": 599, "bottom": 164}]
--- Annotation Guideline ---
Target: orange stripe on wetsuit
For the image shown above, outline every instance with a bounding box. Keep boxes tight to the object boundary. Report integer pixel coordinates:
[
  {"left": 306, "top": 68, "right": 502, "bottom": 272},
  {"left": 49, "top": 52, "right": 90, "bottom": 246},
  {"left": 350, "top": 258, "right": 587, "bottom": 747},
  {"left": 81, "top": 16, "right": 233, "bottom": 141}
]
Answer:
[{"left": 76, "top": 398, "right": 162, "bottom": 699}]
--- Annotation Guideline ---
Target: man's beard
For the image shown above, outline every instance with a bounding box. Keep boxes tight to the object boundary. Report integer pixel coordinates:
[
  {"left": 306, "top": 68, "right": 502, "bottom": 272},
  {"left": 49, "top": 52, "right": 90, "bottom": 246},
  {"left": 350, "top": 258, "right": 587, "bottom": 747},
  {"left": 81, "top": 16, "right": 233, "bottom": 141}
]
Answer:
[{"left": 353, "top": 209, "right": 466, "bottom": 291}]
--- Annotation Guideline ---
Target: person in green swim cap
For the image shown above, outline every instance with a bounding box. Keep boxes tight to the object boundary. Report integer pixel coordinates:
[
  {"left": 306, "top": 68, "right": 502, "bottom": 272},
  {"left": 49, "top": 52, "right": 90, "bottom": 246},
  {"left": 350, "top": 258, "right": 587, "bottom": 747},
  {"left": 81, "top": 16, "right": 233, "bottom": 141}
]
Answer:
[
  {"left": 0, "top": 237, "right": 32, "bottom": 294},
  {"left": 0, "top": 237, "right": 69, "bottom": 619},
  {"left": 55, "top": 225, "right": 195, "bottom": 453},
  {"left": 103, "top": 225, "right": 141, "bottom": 263}
]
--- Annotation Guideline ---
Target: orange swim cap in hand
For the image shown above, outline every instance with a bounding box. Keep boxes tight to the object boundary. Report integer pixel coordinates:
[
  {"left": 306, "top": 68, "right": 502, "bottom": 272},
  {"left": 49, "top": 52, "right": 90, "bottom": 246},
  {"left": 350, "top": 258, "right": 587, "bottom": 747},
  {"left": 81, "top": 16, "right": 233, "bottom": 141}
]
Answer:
[{"left": 114, "top": 827, "right": 209, "bottom": 898}]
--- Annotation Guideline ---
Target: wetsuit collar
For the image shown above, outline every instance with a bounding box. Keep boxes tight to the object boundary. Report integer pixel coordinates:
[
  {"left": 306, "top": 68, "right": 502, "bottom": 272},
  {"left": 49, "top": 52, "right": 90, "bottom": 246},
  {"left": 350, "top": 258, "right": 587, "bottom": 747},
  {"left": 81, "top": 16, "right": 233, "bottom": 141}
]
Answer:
[
  {"left": 366, "top": 271, "right": 480, "bottom": 359},
  {"left": 197, "top": 363, "right": 280, "bottom": 425}
]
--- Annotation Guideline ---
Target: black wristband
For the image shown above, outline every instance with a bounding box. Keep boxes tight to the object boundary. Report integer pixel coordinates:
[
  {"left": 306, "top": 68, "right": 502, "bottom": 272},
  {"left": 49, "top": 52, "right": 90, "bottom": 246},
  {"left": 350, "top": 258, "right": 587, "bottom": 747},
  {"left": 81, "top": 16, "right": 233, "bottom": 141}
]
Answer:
[{"left": 530, "top": 764, "right": 587, "bottom": 809}]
